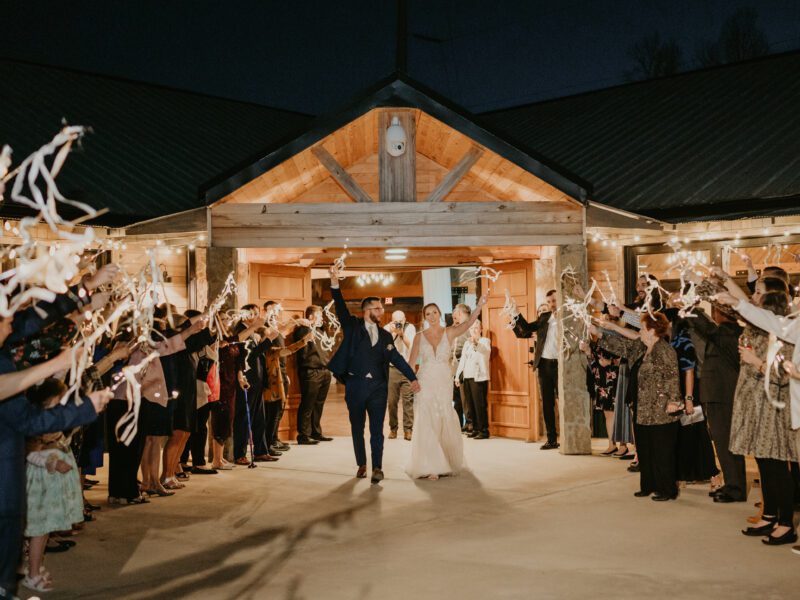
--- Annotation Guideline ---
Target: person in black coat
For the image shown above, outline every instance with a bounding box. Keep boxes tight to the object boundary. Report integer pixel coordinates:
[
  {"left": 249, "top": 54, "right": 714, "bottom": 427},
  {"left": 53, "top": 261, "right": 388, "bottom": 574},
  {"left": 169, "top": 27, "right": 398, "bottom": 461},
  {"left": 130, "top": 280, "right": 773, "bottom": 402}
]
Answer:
[
  {"left": 686, "top": 306, "right": 745, "bottom": 502},
  {"left": 327, "top": 266, "right": 418, "bottom": 484},
  {"left": 294, "top": 305, "right": 332, "bottom": 444},
  {"left": 511, "top": 289, "right": 560, "bottom": 449}
]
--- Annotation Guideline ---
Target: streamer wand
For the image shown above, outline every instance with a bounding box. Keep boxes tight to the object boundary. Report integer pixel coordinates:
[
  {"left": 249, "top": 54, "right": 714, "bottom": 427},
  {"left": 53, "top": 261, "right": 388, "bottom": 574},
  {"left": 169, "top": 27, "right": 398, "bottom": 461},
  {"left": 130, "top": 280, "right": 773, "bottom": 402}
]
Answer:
[{"left": 242, "top": 387, "right": 257, "bottom": 469}]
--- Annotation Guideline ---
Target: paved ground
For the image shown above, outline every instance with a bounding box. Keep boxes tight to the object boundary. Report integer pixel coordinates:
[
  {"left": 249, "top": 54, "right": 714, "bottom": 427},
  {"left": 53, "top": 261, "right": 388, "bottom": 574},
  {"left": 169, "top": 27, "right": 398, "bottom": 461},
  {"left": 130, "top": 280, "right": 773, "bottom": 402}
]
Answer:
[{"left": 28, "top": 428, "right": 800, "bottom": 600}]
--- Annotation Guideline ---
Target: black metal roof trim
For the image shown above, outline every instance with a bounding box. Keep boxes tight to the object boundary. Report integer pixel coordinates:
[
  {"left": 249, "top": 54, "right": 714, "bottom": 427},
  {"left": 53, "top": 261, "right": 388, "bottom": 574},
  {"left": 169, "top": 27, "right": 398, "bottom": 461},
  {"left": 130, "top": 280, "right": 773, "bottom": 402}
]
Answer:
[
  {"left": 201, "top": 72, "right": 590, "bottom": 205},
  {"left": 638, "top": 194, "right": 800, "bottom": 223}
]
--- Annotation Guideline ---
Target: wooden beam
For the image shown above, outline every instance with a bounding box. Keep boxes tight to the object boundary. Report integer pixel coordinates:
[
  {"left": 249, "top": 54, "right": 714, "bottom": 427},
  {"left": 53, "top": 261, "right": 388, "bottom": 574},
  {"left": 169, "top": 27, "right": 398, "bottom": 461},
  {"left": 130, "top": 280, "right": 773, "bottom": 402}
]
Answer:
[
  {"left": 124, "top": 208, "right": 207, "bottom": 236},
  {"left": 424, "top": 146, "right": 483, "bottom": 202},
  {"left": 212, "top": 232, "right": 582, "bottom": 248},
  {"left": 311, "top": 145, "right": 374, "bottom": 203},
  {"left": 379, "top": 110, "right": 416, "bottom": 202},
  {"left": 211, "top": 202, "right": 583, "bottom": 248}
]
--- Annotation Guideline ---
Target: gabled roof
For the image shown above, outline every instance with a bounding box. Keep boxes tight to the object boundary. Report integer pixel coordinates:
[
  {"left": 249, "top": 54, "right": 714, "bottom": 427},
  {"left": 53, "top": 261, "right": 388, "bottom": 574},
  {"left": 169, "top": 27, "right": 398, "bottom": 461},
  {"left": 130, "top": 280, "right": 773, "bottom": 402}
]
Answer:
[
  {"left": 0, "top": 59, "right": 313, "bottom": 226},
  {"left": 202, "top": 72, "right": 591, "bottom": 205},
  {"left": 480, "top": 51, "right": 800, "bottom": 223}
]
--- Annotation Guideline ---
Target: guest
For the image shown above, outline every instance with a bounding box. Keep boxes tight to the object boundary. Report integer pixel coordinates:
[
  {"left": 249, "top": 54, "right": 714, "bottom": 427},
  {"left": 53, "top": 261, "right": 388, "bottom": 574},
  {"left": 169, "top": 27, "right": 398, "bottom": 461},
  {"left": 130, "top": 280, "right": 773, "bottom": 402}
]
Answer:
[
  {"left": 670, "top": 318, "right": 720, "bottom": 485},
  {"left": 592, "top": 313, "right": 682, "bottom": 501},
  {"left": 295, "top": 305, "right": 333, "bottom": 444},
  {"left": 450, "top": 303, "right": 472, "bottom": 432},
  {"left": 232, "top": 306, "right": 274, "bottom": 464},
  {"left": 717, "top": 281, "right": 798, "bottom": 546},
  {"left": 263, "top": 301, "right": 310, "bottom": 454},
  {"left": 512, "top": 289, "right": 560, "bottom": 449},
  {"left": 22, "top": 380, "right": 86, "bottom": 594},
  {"left": 733, "top": 294, "right": 796, "bottom": 545},
  {"left": 159, "top": 311, "right": 212, "bottom": 487},
  {"left": 384, "top": 310, "right": 416, "bottom": 440},
  {"left": 211, "top": 338, "right": 239, "bottom": 469},
  {"left": 685, "top": 306, "right": 745, "bottom": 503},
  {"left": 0, "top": 274, "right": 115, "bottom": 600},
  {"left": 134, "top": 326, "right": 192, "bottom": 497},
  {"left": 580, "top": 338, "right": 621, "bottom": 455},
  {"left": 455, "top": 320, "right": 491, "bottom": 438},
  {"left": 180, "top": 309, "right": 218, "bottom": 475},
  {"left": 262, "top": 301, "right": 302, "bottom": 456}
]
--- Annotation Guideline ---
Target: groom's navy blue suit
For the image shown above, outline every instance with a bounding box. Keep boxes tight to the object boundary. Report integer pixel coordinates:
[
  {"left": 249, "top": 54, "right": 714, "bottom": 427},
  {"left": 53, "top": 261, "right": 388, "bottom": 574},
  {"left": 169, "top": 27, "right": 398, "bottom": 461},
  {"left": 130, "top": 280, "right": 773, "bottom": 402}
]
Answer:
[{"left": 327, "top": 287, "right": 417, "bottom": 468}]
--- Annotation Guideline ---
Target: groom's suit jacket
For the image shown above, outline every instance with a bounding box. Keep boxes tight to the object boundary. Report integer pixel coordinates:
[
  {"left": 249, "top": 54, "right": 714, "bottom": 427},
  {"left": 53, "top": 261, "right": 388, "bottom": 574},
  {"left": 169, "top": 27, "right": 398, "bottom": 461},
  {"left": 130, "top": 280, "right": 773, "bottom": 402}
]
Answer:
[{"left": 327, "top": 287, "right": 417, "bottom": 385}]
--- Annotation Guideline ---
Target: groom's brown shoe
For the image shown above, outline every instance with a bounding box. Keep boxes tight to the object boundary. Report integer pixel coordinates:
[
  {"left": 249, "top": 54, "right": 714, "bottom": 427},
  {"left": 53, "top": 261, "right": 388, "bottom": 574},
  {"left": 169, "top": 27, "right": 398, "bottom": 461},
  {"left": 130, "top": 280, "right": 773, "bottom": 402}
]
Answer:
[
  {"left": 356, "top": 465, "right": 367, "bottom": 479},
  {"left": 388, "top": 430, "right": 397, "bottom": 439},
  {"left": 404, "top": 431, "right": 412, "bottom": 441},
  {"left": 371, "top": 468, "right": 384, "bottom": 484}
]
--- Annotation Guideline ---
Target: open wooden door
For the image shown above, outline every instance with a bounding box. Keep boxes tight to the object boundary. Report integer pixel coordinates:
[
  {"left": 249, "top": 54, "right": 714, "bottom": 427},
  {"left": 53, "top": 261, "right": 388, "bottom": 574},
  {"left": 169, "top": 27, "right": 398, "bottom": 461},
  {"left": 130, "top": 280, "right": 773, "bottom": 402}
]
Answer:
[
  {"left": 248, "top": 263, "right": 311, "bottom": 441},
  {"left": 483, "top": 260, "right": 539, "bottom": 441}
]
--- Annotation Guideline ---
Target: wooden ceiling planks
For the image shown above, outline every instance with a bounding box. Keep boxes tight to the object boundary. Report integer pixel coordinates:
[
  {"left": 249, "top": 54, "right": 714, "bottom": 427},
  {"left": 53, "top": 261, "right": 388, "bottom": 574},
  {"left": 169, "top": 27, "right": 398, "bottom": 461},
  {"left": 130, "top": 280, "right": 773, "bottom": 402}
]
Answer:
[{"left": 216, "top": 107, "right": 579, "bottom": 207}]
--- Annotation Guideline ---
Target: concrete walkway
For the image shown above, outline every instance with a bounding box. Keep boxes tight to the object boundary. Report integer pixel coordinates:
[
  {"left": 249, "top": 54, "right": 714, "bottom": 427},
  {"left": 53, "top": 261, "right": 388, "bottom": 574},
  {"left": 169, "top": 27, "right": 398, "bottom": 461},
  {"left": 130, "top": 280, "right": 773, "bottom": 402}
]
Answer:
[{"left": 33, "top": 436, "right": 799, "bottom": 600}]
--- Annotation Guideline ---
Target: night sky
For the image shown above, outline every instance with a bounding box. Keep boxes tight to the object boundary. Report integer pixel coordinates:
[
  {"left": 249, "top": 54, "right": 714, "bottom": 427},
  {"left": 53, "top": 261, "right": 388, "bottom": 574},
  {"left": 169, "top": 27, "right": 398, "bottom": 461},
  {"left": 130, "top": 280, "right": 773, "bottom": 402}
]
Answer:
[{"left": 0, "top": 0, "right": 798, "bottom": 115}]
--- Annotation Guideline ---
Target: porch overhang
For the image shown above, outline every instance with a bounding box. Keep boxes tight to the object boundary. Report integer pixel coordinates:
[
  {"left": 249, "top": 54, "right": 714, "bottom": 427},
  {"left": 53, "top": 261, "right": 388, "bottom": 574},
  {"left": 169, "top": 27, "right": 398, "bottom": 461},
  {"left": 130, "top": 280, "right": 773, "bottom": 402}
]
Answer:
[{"left": 210, "top": 201, "right": 583, "bottom": 248}]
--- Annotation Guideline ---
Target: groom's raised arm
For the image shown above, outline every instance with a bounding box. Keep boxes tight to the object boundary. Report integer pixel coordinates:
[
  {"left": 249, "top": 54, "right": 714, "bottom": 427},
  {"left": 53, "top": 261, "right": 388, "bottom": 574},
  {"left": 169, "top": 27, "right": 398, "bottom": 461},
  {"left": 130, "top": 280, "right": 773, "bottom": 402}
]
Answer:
[
  {"left": 389, "top": 348, "right": 417, "bottom": 383},
  {"left": 329, "top": 266, "right": 352, "bottom": 325}
]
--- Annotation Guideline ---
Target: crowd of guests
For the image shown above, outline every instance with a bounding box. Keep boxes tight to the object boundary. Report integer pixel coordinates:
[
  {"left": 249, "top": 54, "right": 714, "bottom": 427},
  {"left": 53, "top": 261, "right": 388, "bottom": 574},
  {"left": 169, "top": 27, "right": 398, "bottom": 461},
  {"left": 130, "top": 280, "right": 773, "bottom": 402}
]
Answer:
[
  {"left": 579, "top": 263, "right": 800, "bottom": 556},
  {"left": 0, "top": 261, "right": 340, "bottom": 597},
  {"left": 4, "top": 255, "right": 799, "bottom": 596}
]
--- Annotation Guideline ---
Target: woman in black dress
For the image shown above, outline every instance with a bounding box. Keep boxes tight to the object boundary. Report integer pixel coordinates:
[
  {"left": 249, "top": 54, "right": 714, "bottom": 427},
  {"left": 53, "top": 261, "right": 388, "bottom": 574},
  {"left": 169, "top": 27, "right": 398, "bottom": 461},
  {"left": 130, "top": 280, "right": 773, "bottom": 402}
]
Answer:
[
  {"left": 671, "top": 320, "right": 720, "bottom": 484},
  {"left": 581, "top": 339, "right": 620, "bottom": 455}
]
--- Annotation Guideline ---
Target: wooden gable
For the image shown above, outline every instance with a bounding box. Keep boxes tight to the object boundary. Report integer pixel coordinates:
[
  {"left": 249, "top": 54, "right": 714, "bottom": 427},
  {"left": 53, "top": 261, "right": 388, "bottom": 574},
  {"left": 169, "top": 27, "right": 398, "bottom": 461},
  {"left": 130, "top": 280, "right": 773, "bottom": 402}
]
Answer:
[{"left": 214, "top": 108, "right": 579, "bottom": 207}]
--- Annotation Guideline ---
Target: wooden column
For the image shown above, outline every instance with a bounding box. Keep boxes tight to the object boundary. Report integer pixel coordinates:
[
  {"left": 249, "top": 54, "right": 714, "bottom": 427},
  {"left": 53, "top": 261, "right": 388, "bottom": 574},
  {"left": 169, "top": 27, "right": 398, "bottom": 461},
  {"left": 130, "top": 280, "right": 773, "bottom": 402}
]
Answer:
[
  {"left": 378, "top": 109, "right": 416, "bottom": 202},
  {"left": 206, "top": 247, "right": 239, "bottom": 310},
  {"left": 556, "top": 243, "right": 592, "bottom": 455}
]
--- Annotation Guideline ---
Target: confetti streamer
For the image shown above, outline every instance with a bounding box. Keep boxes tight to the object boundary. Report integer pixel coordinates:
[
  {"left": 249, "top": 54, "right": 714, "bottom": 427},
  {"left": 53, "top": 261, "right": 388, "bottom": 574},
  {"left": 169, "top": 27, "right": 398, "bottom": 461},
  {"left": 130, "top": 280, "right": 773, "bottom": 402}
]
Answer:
[
  {"left": 499, "top": 289, "right": 519, "bottom": 330},
  {"left": 207, "top": 271, "right": 237, "bottom": 335},
  {"left": 318, "top": 300, "right": 341, "bottom": 353},
  {"left": 459, "top": 266, "right": 502, "bottom": 284},
  {"left": 112, "top": 351, "right": 160, "bottom": 445},
  {"left": 764, "top": 334, "right": 786, "bottom": 409}
]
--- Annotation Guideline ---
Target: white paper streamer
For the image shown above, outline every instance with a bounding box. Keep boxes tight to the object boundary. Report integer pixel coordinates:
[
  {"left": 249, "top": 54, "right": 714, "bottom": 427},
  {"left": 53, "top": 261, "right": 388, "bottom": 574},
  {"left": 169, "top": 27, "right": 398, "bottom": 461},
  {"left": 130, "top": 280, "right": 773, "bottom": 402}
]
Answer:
[
  {"left": 764, "top": 334, "right": 787, "bottom": 409},
  {"left": 500, "top": 289, "right": 519, "bottom": 330},
  {"left": 112, "top": 351, "right": 160, "bottom": 445}
]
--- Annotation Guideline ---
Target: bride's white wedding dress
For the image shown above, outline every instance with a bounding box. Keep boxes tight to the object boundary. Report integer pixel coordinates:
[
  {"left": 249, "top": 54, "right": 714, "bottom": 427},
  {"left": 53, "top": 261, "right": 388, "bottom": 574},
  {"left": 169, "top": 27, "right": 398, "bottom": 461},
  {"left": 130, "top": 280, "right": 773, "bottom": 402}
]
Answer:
[{"left": 405, "top": 332, "right": 465, "bottom": 479}]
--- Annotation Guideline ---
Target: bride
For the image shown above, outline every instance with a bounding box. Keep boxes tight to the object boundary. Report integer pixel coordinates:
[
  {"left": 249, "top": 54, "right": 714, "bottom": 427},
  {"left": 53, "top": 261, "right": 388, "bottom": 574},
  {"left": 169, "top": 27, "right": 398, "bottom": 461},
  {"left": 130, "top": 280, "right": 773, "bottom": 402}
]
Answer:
[{"left": 405, "top": 294, "right": 488, "bottom": 480}]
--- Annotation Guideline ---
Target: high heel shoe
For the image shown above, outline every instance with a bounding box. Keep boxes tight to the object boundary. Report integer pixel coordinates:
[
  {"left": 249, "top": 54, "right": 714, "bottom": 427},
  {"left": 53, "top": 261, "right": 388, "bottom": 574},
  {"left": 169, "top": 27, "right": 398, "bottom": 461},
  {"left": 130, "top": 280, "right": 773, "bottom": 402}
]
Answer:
[
  {"left": 762, "top": 527, "right": 798, "bottom": 546},
  {"left": 742, "top": 517, "right": 777, "bottom": 537}
]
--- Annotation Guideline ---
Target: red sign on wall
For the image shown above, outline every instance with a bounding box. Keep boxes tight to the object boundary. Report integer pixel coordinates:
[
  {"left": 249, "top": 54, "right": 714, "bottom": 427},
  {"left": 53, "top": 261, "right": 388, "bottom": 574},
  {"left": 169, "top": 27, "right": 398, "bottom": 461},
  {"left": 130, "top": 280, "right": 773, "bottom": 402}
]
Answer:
[{"left": 385, "top": 297, "right": 393, "bottom": 305}]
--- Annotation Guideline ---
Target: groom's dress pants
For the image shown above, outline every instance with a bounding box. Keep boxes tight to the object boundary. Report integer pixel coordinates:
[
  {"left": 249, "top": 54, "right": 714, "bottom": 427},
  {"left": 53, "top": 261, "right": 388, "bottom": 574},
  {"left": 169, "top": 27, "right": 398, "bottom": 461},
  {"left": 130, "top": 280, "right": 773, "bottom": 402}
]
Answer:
[{"left": 345, "top": 376, "right": 388, "bottom": 469}]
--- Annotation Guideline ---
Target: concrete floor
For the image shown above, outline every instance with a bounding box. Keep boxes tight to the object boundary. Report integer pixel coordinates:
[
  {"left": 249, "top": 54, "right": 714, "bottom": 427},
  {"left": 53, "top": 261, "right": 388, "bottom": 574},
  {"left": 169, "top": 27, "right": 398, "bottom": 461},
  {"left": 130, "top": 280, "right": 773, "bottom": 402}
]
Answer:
[{"left": 30, "top": 429, "right": 800, "bottom": 600}]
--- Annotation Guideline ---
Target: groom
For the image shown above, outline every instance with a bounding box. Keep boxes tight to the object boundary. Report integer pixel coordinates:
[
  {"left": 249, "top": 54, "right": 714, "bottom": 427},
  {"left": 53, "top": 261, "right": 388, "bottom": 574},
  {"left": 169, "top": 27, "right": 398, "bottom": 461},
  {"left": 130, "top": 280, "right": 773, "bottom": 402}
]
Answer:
[{"left": 327, "top": 266, "right": 420, "bottom": 484}]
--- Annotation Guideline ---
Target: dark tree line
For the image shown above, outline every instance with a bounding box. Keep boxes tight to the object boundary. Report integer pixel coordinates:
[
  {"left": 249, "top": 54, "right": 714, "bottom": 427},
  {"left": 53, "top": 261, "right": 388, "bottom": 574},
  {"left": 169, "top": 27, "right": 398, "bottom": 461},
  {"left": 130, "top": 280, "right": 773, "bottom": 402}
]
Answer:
[{"left": 625, "top": 6, "right": 769, "bottom": 81}]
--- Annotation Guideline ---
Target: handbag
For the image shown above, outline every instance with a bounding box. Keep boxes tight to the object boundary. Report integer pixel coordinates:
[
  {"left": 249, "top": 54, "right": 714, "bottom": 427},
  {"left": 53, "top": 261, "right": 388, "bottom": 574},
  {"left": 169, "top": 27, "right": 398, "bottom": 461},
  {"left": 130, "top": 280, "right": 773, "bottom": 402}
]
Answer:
[{"left": 679, "top": 405, "right": 705, "bottom": 426}]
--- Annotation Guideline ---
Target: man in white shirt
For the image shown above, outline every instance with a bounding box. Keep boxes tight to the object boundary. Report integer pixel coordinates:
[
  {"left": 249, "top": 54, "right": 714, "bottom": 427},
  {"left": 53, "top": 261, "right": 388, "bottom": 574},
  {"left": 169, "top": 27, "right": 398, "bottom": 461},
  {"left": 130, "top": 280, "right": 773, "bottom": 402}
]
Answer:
[
  {"left": 511, "top": 289, "right": 560, "bottom": 449},
  {"left": 384, "top": 310, "right": 416, "bottom": 440}
]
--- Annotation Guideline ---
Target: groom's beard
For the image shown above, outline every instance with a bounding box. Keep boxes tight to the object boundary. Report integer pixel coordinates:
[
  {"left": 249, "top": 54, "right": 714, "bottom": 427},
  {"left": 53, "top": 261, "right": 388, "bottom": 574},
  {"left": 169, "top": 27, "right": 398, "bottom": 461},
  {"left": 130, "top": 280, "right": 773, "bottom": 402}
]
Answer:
[{"left": 366, "top": 314, "right": 382, "bottom": 325}]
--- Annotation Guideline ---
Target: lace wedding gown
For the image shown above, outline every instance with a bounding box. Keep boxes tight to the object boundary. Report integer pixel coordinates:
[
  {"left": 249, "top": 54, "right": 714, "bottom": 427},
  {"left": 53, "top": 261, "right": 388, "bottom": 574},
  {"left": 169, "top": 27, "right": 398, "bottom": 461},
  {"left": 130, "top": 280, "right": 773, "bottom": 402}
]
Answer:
[{"left": 405, "top": 332, "right": 465, "bottom": 479}]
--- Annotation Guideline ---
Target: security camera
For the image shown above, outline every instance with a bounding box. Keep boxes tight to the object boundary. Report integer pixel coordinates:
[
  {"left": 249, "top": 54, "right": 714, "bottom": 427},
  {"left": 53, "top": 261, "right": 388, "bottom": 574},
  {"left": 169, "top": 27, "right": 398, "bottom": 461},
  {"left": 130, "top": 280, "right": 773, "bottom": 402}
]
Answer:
[{"left": 385, "top": 116, "right": 407, "bottom": 157}]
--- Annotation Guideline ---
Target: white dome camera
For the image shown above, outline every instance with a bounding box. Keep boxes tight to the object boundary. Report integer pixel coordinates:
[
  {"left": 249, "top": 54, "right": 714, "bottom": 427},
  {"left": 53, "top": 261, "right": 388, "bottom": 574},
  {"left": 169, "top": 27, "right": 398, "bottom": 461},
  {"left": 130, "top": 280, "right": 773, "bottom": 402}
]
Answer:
[{"left": 385, "top": 116, "right": 407, "bottom": 157}]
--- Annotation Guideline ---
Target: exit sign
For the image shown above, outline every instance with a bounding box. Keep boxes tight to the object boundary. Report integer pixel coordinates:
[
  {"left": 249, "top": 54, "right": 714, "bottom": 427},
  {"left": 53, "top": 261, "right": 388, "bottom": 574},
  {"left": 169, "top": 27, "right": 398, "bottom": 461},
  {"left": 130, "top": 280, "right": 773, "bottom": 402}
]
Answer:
[{"left": 385, "top": 297, "right": 393, "bottom": 304}]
